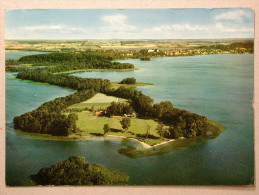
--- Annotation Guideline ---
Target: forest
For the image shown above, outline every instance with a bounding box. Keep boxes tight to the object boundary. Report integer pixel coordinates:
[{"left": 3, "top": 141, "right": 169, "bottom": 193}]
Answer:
[
  {"left": 107, "top": 86, "right": 208, "bottom": 138},
  {"left": 30, "top": 156, "right": 129, "bottom": 185},
  {"left": 119, "top": 77, "right": 136, "bottom": 84},
  {"left": 18, "top": 51, "right": 135, "bottom": 72},
  {"left": 14, "top": 89, "right": 96, "bottom": 136},
  {"left": 17, "top": 69, "right": 112, "bottom": 92}
]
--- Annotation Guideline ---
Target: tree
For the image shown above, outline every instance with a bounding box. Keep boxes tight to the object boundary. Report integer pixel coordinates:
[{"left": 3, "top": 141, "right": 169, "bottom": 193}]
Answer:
[
  {"left": 146, "top": 124, "right": 151, "bottom": 139},
  {"left": 169, "top": 125, "right": 183, "bottom": 139},
  {"left": 156, "top": 123, "right": 165, "bottom": 138},
  {"left": 120, "top": 118, "right": 131, "bottom": 132},
  {"left": 120, "top": 77, "right": 136, "bottom": 84},
  {"left": 153, "top": 101, "right": 174, "bottom": 118},
  {"left": 103, "top": 124, "right": 110, "bottom": 136}
]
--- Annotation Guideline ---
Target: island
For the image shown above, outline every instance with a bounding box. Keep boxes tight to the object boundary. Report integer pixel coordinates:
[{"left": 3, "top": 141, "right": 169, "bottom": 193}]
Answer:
[{"left": 30, "top": 156, "right": 129, "bottom": 185}]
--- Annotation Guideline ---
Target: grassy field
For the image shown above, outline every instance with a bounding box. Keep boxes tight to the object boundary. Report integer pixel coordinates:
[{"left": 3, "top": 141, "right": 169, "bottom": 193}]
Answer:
[
  {"left": 73, "top": 111, "right": 166, "bottom": 145},
  {"left": 65, "top": 93, "right": 167, "bottom": 145},
  {"left": 67, "top": 93, "right": 127, "bottom": 110},
  {"left": 6, "top": 39, "right": 244, "bottom": 52}
]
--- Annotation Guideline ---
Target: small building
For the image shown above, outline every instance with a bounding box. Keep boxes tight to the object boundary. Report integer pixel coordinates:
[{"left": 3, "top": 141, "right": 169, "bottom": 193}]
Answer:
[
  {"left": 123, "top": 113, "right": 136, "bottom": 118},
  {"left": 94, "top": 111, "right": 103, "bottom": 116}
]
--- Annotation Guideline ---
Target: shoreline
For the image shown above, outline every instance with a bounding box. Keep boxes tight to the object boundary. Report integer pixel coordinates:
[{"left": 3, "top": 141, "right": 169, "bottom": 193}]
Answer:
[
  {"left": 13, "top": 128, "right": 177, "bottom": 150},
  {"left": 13, "top": 119, "right": 226, "bottom": 151},
  {"left": 54, "top": 68, "right": 139, "bottom": 74}
]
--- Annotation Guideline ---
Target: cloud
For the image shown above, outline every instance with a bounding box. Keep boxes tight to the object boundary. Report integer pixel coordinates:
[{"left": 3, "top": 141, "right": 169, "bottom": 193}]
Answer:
[
  {"left": 215, "top": 10, "right": 253, "bottom": 22},
  {"left": 101, "top": 14, "right": 136, "bottom": 32},
  {"left": 24, "top": 25, "right": 63, "bottom": 31},
  {"left": 153, "top": 22, "right": 253, "bottom": 33},
  {"left": 153, "top": 24, "right": 207, "bottom": 32},
  {"left": 152, "top": 22, "right": 253, "bottom": 39},
  {"left": 102, "top": 14, "right": 127, "bottom": 25},
  {"left": 22, "top": 25, "right": 88, "bottom": 34},
  {"left": 215, "top": 23, "right": 253, "bottom": 33}
]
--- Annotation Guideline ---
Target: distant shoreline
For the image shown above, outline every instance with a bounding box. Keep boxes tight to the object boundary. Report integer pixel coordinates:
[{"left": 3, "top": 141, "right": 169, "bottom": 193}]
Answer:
[{"left": 55, "top": 68, "right": 139, "bottom": 74}]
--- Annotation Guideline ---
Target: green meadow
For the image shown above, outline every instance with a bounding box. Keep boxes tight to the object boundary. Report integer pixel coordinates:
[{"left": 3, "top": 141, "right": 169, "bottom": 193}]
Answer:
[
  {"left": 74, "top": 111, "right": 166, "bottom": 146},
  {"left": 64, "top": 93, "right": 168, "bottom": 145},
  {"left": 67, "top": 93, "right": 127, "bottom": 110}
]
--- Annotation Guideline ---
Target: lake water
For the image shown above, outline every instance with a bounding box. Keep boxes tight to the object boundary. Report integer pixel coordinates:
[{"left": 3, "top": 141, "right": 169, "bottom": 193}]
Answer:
[
  {"left": 5, "top": 51, "right": 49, "bottom": 60},
  {"left": 5, "top": 53, "right": 254, "bottom": 185}
]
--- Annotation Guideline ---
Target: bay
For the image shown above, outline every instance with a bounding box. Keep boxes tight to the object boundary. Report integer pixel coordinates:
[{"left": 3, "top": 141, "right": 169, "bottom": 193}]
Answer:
[{"left": 5, "top": 52, "right": 254, "bottom": 185}]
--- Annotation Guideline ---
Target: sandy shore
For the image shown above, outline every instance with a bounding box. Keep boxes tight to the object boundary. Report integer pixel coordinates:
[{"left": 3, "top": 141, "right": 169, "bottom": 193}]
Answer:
[
  {"left": 106, "top": 135, "right": 152, "bottom": 149},
  {"left": 106, "top": 135, "right": 179, "bottom": 150}
]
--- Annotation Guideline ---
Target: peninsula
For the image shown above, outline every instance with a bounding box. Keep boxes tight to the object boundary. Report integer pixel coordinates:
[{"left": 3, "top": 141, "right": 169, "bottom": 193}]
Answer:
[{"left": 8, "top": 49, "right": 226, "bottom": 156}]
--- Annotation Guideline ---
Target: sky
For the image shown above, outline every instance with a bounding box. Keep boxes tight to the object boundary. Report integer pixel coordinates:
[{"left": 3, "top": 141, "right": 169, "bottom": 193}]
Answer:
[{"left": 5, "top": 9, "right": 254, "bottom": 40}]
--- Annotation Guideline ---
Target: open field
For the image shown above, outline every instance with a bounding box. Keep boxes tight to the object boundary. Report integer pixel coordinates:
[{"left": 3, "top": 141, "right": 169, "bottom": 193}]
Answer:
[
  {"left": 67, "top": 93, "right": 127, "bottom": 110},
  {"left": 73, "top": 111, "right": 166, "bottom": 146},
  {"left": 5, "top": 39, "right": 252, "bottom": 52},
  {"left": 65, "top": 93, "right": 169, "bottom": 145}
]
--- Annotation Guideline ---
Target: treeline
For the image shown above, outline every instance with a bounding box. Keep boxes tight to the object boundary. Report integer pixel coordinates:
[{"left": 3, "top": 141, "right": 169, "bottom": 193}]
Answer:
[
  {"left": 18, "top": 52, "right": 135, "bottom": 71},
  {"left": 17, "top": 69, "right": 112, "bottom": 92},
  {"left": 120, "top": 77, "right": 136, "bottom": 84},
  {"left": 5, "top": 59, "right": 20, "bottom": 72},
  {"left": 5, "top": 59, "right": 19, "bottom": 65},
  {"left": 30, "top": 156, "right": 129, "bottom": 185},
  {"left": 14, "top": 89, "right": 96, "bottom": 136},
  {"left": 198, "top": 41, "right": 254, "bottom": 53},
  {"left": 106, "top": 102, "right": 134, "bottom": 116},
  {"left": 107, "top": 86, "right": 208, "bottom": 138},
  {"left": 228, "top": 41, "right": 254, "bottom": 52}
]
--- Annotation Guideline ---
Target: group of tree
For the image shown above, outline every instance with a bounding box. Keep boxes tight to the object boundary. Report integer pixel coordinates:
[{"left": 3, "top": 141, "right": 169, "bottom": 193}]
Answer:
[
  {"left": 18, "top": 52, "right": 135, "bottom": 72},
  {"left": 107, "top": 86, "right": 154, "bottom": 116},
  {"left": 14, "top": 89, "right": 96, "bottom": 136},
  {"left": 198, "top": 41, "right": 254, "bottom": 53},
  {"left": 30, "top": 156, "right": 129, "bottom": 185},
  {"left": 119, "top": 77, "right": 136, "bottom": 84},
  {"left": 5, "top": 59, "right": 22, "bottom": 72},
  {"left": 107, "top": 86, "right": 208, "bottom": 139},
  {"left": 106, "top": 102, "right": 134, "bottom": 117},
  {"left": 17, "top": 69, "right": 112, "bottom": 92},
  {"left": 5, "top": 59, "right": 19, "bottom": 66}
]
